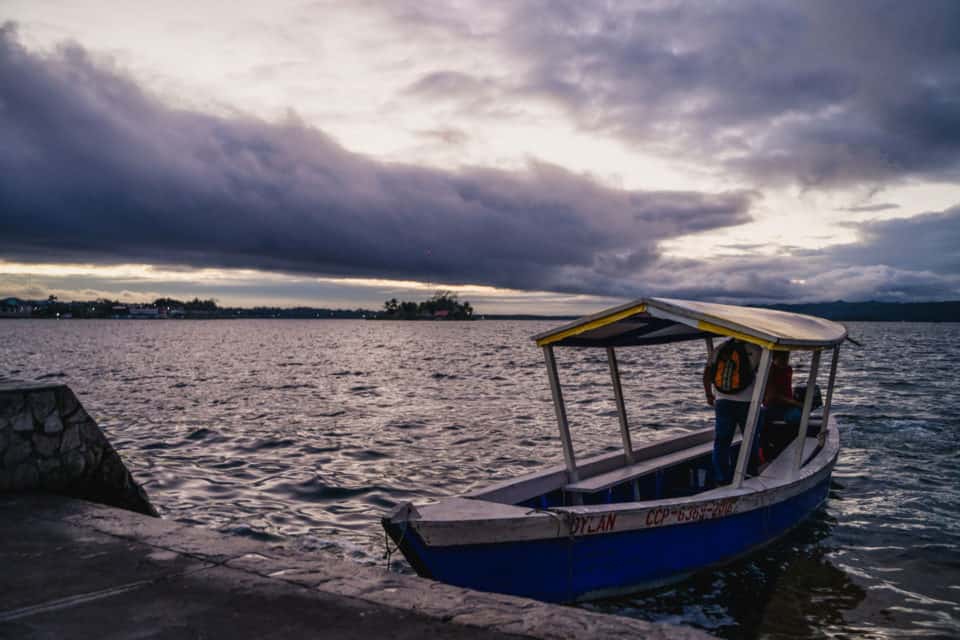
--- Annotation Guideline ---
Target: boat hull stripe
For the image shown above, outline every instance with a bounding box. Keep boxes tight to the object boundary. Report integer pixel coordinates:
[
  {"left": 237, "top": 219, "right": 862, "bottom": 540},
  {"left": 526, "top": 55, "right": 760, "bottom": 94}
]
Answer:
[{"left": 387, "top": 475, "right": 832, "bottom": 603}]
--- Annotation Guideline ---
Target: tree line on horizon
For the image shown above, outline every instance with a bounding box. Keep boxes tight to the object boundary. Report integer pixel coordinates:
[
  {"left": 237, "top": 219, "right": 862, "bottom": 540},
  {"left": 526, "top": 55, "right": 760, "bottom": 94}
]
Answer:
[
  {"left": 381, "top": 291, "right": 474, "bottom": 320},
  {"left": 0, "top": 295, "right": 223, "bottom": 319},
  {"left": 5, "top": 293, "right": 958, "bottom": 322},
  {"left": 0, "top": 292, "right": 477, "bottom": 319}
]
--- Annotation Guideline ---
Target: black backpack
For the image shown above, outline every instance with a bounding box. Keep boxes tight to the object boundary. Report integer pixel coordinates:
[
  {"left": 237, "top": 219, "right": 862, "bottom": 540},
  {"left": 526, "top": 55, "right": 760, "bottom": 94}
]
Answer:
[{"left": 711, "top": 340, "right": 755, "bottom": 394}]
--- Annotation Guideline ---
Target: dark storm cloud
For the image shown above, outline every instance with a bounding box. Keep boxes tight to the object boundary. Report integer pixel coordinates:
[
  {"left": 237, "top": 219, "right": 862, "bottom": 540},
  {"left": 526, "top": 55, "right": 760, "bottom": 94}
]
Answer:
[
  {"left": 0, "top": 25, "right": 753, "bottom": 297},
  {"left": 832, "top": 205, "right": 960, "bottom": 274},
  {"left": 479, "top": 0, "right": 960, "bottom": 187},
  {"left": 635, "top": 253, "right": 960, "bottom": 305},
  {"left": 633, "top": 205, "right": 960, "bottom": 303}
]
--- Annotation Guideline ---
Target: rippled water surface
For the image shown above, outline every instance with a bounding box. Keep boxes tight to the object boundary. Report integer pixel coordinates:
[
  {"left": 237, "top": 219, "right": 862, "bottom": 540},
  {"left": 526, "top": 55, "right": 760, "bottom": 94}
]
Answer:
[{"left": 3, "top": 319, "right": 958, "bottom": 638}]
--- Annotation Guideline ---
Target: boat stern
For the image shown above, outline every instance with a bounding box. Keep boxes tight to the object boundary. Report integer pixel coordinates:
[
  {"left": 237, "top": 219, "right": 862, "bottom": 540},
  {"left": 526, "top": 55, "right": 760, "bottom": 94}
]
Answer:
[{"left": 382, "top": 502, "right": 434, "bottom": 577}]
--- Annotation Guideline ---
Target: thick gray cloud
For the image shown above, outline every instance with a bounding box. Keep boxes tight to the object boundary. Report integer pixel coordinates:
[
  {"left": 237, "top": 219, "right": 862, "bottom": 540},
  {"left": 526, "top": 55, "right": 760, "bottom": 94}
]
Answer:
[
  {"left": 832, "top": 205, "right": 960, "bottom": 275},
  {"left": 634, "top": 205, "right": 960, "bottom": 303},
  {"left": 2, "top": 14, "right": 958, "bottom": 308},
  {"left": 407, "top": 1, "right": 960, "bottom": 187},
  {"left": 448, "top": 0, "right": 960, "bottom": 301},
  {"left": 0, "top": 25, "right": 752, "bottom": 297}
]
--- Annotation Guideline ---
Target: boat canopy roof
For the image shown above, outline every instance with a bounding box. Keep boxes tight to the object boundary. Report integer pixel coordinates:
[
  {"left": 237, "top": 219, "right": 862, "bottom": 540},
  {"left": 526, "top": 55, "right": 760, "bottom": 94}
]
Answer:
[{"left": 532, "top": 298, "right": 847, "bottom": 351}]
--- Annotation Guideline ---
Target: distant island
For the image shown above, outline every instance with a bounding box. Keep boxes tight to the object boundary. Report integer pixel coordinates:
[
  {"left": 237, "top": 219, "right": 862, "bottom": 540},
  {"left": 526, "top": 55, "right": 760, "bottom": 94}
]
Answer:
[
  {"left": 380, "top": 291, "right": 474, "bottom": 320},
  {"left": 2, "top": 294, "right": 958, "bottom": 322}
]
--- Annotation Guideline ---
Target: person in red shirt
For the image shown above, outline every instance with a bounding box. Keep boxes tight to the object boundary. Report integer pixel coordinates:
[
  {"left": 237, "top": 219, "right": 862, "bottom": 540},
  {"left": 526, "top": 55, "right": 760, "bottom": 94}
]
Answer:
[{"left": 761, "top": 351, "right": 805, "bottom": 459}]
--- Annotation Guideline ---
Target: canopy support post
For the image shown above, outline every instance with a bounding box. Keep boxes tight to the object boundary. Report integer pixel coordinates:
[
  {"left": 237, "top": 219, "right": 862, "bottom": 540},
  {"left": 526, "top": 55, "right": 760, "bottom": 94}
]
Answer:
[
  {"left": 606, "top": 347, "right": 634, "bottom": 463},
  {"left": 732, "top": 348, "right": 772, "bottom": 489},
  {"left": 704, "top": 336, "right": 715, "bottom": 359},
  {"left": 792, "top": 350, "right": 822, "bottom": 474},
  {"left": 543, "top": 346, "right": 579, "bottom": 486},
  {"left": 821, "top": 346, "right": 840, "bottom": 432},
  {"left": 607, "top": 347, "right": 639, "bottom": 500}
]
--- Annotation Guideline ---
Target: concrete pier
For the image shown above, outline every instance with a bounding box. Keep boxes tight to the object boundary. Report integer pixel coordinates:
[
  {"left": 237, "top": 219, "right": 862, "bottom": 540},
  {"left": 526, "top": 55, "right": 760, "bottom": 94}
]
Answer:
[
  {"left": 0, "top": 381, "right": 710, "bottom": 639},
  {"left": 0, "top": 494, "right": 712, "bottom": 639}
]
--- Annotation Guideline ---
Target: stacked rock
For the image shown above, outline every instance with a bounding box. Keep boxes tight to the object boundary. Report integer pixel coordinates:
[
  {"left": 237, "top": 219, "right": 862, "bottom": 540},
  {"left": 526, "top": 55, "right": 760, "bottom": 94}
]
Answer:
[{"left": 0, "top": 381, "right": 158, "bottom": 516}]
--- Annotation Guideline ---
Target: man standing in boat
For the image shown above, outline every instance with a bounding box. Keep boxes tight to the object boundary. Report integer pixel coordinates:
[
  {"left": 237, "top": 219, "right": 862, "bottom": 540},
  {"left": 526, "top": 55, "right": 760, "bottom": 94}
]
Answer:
[{"left": 703, "top": 339, "right": 764, "bottom": 485}]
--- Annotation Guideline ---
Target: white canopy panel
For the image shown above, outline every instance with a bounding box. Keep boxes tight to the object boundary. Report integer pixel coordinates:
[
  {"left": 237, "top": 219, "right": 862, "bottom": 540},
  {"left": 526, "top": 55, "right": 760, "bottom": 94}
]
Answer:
[{"left": 533, "top": 298, "right": 847, "bottom": 350}]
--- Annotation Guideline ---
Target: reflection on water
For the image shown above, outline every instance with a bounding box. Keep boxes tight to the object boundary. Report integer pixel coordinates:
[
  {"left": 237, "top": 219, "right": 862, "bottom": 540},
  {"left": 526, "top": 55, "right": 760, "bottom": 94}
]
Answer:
[
  {"left": 590, "top": 510, "right": 868, "bottom": 638},
  {"left": 2, "top": 319, "right": 958, "bottom": 638}
]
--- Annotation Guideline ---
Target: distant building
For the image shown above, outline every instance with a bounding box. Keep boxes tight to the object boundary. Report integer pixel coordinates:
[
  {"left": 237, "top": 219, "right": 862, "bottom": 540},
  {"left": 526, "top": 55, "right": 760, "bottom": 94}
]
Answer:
[
  {"left": 433, "top": 309, "right": 450, "bottom": 319},
  {"left": 0, "top": 297, "right": 31, "bottom": 318},
  {"left": 156, "top": 305, "right": 184, "bottom": 318},
  {"left": 128, "top": 306, "right": 160, "bottom": 319}
]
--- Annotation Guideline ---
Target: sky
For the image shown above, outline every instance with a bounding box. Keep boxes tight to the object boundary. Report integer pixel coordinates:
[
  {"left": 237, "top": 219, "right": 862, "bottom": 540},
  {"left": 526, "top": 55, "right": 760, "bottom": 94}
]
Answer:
[{"left": 1, "top": 1, "right": 959, "bottom": 314}]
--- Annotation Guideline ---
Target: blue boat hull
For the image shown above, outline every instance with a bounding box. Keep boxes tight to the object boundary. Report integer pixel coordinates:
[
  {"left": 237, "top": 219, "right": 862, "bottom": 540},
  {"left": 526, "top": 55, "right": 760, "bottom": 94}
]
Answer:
[{"left": 386, "top": 475, "right": 831, "bottom": 603}]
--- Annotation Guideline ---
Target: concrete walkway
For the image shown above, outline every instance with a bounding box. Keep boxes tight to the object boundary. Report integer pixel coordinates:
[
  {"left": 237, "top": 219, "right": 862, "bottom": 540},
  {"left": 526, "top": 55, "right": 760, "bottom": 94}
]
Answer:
[{"left": 0, "top": 494, "right": 711, "bottom": 639}]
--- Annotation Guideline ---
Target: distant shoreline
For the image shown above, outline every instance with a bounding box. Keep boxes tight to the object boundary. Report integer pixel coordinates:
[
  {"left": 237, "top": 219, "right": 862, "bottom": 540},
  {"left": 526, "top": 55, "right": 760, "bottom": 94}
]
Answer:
[
  {"left": 2, "top": 300, "right": 957, "bottom": 322},
  {"left": 2, "top": 315, "right": 957, "bottom": 322},
  {"left": 760, "top": 300, "right": 960, "bottom": 323}
]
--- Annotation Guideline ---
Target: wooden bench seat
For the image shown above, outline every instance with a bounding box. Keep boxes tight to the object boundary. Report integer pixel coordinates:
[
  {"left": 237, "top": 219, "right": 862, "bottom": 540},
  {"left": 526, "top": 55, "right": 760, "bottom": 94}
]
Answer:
[
  {"left": 562, "top": 415, "right": 824, "bottom": 496},
  {"left": 564, "top": 435, "right": 740, "bottom": 494},
  {"left": 768, "top": 417, "right": 822, "bottom": 429}
]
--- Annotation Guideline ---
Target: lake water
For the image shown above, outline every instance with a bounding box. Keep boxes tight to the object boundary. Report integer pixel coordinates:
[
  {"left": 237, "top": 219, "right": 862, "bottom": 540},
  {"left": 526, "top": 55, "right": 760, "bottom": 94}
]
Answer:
[{"left": 2, "top": 319, "right": 958, "bottom": 638}]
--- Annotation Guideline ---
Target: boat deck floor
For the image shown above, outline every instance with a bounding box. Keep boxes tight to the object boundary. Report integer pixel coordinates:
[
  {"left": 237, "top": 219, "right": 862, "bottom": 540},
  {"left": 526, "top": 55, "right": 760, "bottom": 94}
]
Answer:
[{"left": 564, "top": 436, "right": 740, "bottom": 494}]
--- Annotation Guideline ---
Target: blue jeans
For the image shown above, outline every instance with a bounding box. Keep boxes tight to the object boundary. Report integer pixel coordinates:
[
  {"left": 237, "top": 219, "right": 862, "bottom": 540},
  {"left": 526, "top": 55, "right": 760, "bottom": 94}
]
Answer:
[{"left": 713, "top": 399, "right": 764, "bottom": 485}]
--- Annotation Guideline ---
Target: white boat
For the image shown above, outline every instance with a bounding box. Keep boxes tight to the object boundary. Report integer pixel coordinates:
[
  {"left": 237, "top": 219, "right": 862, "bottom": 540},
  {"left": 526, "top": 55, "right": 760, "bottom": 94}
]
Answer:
[{"left": 383, "top": 298, "right": 846, "bottom": 603}]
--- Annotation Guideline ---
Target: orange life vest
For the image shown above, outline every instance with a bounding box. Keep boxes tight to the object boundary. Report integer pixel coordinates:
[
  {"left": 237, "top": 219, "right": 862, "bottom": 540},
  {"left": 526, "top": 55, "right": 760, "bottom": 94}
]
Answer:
[{"left": 712, "top": 340, "right": 754, "bottom": 394}]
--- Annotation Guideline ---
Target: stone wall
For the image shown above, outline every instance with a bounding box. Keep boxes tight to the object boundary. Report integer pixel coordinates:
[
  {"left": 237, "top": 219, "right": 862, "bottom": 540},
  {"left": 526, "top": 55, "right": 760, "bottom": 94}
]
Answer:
[{"left": 0, "top": 381, "right": 158, "bottom": 516}]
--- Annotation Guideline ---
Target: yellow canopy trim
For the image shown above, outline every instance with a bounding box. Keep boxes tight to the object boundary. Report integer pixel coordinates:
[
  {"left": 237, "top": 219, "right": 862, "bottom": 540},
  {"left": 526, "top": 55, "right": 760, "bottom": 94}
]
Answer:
[
  {"left": 536, "top": 303, "right": 647, "bottom": 348},
  {"left": 696, "top": 319, "right": 778, "bottom": 350},
  {"left": 696, "top": 319, "right": 823, "bottom": 351}
]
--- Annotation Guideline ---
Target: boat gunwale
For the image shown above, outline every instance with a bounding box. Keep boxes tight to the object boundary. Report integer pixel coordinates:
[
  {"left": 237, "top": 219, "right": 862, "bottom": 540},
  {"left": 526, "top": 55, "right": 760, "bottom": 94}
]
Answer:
[{"left": 403, "top": 417, "right": 839, "bottom": 547}]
